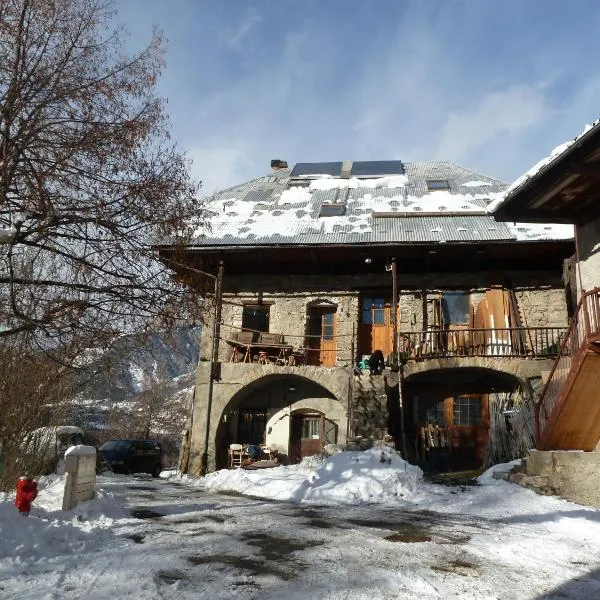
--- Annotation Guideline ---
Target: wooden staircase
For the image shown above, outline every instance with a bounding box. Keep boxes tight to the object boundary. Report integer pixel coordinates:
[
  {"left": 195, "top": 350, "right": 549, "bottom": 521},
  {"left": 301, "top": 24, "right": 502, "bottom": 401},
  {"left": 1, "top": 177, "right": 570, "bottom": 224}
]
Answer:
[{"left": 536, "top": 288, "right": 600, "bottom": 450}]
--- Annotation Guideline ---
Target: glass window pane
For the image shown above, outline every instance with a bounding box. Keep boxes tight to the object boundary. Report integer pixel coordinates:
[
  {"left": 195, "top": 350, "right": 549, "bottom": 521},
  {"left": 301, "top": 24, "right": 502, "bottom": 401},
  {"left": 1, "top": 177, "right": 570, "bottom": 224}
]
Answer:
[
  {"left": 373, "top": 309, "right": 385, "bottom": 325},
  {"left": 426, "top": 400, "right": 446, "bottom": 425},
  {"left": 302, "top": 418, "right": 320, "bottom": 439},
  {"left": 442, "top": 292, "right": 470, "bottom": 324},
  {"left": 242, "top": 305, "right": 270, "bottom": 332},
  {"left": 453, "top": 396, "right": 481, "bottom": 426}
]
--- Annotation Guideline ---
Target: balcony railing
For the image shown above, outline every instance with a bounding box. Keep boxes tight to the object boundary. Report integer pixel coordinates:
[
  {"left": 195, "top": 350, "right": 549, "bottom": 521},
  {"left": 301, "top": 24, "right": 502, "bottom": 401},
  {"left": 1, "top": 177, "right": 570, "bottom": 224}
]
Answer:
[
  {"left": 397, "top": 326, "right": 567, "bottom": 360},
  {"left": 535, "top": 288, "right": 600, "bottom": 446}
]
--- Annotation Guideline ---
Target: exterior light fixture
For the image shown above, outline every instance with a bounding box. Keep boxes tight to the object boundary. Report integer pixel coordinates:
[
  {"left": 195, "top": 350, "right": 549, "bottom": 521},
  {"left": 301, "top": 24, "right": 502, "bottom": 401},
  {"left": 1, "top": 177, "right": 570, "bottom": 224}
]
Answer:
[{"left": 364, "top": 257, "right": 372, "bottom": 264}]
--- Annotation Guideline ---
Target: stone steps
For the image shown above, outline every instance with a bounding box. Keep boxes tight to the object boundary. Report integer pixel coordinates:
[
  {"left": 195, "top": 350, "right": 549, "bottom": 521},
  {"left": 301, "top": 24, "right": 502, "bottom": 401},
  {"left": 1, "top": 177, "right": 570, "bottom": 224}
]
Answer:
[{"left": 352, "top": 371, "right": 390, "bottom": 438}]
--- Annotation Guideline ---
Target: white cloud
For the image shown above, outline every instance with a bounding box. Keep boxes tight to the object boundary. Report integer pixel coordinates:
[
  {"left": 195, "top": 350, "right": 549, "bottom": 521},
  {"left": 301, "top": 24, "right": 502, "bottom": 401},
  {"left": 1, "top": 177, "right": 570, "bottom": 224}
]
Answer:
[
  {"left": 222, "top": 9, "right": 262, "bottom": 52},
  {"left": 187, "top": 143, "right": 254, "bottom": 195},
  {"left": 435, "top": 84, "right": 552, "bottom": 162},
  {"left": 150, "top": 1, "right": 600, "bottom": 191}
]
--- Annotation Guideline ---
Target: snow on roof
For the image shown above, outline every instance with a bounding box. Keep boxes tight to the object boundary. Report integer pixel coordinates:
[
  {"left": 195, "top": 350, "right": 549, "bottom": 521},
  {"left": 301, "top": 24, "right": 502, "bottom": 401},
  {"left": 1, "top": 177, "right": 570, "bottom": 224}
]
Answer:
[
  {"left": 488, "top": 117, "right": 600, "bottom": 213},
  {"left": 461, "top": 180, "right": 493, "bottom": 188},
  {"left": 507, "top": 222, "right": 574, "bottom": 241},
  {"left": 308, "top": 175, "right": 409, "bottom": 191},
  {"left": 190, "top": 161, "right": 572, "bottom": 245}
]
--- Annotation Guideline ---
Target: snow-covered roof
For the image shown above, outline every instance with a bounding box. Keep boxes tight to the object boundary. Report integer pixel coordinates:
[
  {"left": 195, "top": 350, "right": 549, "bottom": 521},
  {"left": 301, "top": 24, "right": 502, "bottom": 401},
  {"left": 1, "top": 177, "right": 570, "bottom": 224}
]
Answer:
[
  {"left": 489, "top": 117, "right": 600, "bottom": 214},
  {"left": 191, "top": 161, "right": 573, "bottom": 246}
]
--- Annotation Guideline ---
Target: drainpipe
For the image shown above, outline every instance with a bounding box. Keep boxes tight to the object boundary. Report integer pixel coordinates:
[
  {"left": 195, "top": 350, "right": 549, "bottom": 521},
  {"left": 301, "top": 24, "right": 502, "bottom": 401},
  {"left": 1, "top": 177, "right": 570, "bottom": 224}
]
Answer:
[{"left": 201, "top": 260, "right": 224, "bottom": 475}]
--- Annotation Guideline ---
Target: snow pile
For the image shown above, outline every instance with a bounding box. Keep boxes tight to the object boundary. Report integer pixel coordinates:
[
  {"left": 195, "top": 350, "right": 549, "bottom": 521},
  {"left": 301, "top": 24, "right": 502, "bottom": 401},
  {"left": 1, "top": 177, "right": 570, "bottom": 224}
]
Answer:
[
  {"left": 0, "top": 475, "right": 127, "bottom": 561},
  {"left": 279, "top": 186, "right": 312, "bottom": 205},
  {"left": 201, "top": 447, "right": 423, "bottom": 505}
]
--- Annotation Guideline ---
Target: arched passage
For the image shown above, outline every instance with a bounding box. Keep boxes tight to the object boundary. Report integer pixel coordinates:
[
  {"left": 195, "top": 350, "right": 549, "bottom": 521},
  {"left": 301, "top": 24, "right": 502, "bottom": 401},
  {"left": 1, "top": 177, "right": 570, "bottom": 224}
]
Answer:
[
  {"left": 397, "top": 366, "right": 526, "bottom": 473},
  {"left": 213, "top": 372, "right": 344, "bottom": 468}
]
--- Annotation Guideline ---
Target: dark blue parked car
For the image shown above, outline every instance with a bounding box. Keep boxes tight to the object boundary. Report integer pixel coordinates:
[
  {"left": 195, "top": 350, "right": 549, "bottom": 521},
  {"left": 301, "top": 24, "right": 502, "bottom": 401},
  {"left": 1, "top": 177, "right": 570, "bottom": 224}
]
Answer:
[{"left": 99, "top": 439, "right": 163, "bottom": 477}]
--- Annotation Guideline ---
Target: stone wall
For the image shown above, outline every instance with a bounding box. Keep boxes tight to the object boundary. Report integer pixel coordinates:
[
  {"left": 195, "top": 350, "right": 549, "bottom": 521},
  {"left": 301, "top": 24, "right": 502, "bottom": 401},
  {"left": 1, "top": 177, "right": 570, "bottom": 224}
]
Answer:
[
  {"left": 189, "top": 269, "right": 569, "bottom": 474},
  {"left": 514, "top": 288, "right": 569, "bottom": 328},
  {"left": 200, "top": 270, "right": 569, "bottom": 361},
  {"left": 578, "top": 216, "right": 600, "bottom": 295},
  {"left": 511, "top": 449, "right": 600, "bottom": 508}
]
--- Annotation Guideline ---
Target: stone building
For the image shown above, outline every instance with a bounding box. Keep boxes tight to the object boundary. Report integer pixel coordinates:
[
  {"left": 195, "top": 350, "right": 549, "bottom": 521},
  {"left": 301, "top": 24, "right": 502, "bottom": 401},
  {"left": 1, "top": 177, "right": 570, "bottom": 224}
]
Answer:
[{"left": 159, "top": 160, "right": 575, "bottom": 474}]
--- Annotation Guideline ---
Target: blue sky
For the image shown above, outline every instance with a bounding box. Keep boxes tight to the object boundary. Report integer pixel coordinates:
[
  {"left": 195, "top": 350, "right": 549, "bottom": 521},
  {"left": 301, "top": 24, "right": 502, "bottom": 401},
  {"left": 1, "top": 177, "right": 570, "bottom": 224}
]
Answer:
[{"left": 118, "top": 0, "right": 600, "bottom": 194}]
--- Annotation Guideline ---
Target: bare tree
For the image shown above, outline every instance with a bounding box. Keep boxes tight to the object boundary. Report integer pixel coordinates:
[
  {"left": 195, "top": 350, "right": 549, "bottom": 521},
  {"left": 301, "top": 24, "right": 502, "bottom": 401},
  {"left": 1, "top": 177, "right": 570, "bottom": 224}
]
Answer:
[
  {"left": 0, "top": 335, "right": 73, "bottom": 489},
  {"left": 0, "top": 0, "right": 204, "bottom": 357}
]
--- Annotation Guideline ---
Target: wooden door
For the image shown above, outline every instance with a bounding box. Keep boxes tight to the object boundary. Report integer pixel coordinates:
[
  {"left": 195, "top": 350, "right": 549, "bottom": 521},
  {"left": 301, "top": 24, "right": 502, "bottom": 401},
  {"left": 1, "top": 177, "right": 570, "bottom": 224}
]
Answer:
[
  {"left": 360, "top": 296, "right": 394, "bottom": 357},
  {"left": 447, "top": 395, "right": 489, "bottom": 471},
  {"left": 290, "top": 413, "right": 325, "bottom": 463},
  {"left": 308, "top": 307, "right": 337, "bottom": 366}
]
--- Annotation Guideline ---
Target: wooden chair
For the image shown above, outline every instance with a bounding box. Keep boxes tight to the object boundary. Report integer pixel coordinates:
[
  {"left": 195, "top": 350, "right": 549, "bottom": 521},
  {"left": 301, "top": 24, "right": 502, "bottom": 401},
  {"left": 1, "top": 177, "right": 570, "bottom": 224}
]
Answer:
[
  {"left": 288, "top": 348, "right": 307, "bottom": 366},
  {"left": 260, "top": 445, "right": 274, "bottom": 460},
  {"left": 229, "top": 443, "right": 243, "bottom": 468}
]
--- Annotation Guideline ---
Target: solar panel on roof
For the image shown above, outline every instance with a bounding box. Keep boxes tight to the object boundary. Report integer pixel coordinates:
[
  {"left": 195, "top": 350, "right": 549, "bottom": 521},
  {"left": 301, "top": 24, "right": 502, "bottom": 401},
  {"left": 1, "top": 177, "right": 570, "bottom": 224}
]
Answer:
[
  {"left": 290, "top": 162, "right": 342, "bottom": 177},
  {"left": 351, "top": 160, "right": 404, "bottom": 177}
]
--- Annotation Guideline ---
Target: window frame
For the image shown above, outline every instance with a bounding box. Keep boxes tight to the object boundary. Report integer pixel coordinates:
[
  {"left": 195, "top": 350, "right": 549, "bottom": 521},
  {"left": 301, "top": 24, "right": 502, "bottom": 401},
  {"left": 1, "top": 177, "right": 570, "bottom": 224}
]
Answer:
[
  {"left": 319, "top": 203, "right": 346, "bottom": 217},
  {"left": 426, "top": 179, "right": 451, "bottom": 191},
  {"left": 301, "top": 417, "right": 321, "bottom": 440}
]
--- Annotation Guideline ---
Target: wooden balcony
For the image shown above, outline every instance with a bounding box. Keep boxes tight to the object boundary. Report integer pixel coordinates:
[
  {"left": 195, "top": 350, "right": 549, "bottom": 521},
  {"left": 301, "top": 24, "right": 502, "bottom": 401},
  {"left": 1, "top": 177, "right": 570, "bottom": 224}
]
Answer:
[{"left": 397, "top": 326, "right": 567, "bottom": 360}]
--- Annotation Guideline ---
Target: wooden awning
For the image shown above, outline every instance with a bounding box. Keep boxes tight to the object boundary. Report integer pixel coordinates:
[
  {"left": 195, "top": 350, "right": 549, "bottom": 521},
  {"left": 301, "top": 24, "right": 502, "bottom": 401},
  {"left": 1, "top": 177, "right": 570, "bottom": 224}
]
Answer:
[{"left": 494, "top": 123, "right": 600, "bottom": 225}]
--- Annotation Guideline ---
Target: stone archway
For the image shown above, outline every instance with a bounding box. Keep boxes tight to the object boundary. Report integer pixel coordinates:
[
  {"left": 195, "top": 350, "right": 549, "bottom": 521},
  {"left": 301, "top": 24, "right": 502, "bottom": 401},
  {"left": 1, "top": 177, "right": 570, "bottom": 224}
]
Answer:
[
  {"left": 397, "top": 362, "right": 547, "bottom": 472},
  {"left": 204, "top": 367, "right": 349, "bottom": 470},
  {"left": 403, "top": 356, "right": 555, "bottom": 390}
]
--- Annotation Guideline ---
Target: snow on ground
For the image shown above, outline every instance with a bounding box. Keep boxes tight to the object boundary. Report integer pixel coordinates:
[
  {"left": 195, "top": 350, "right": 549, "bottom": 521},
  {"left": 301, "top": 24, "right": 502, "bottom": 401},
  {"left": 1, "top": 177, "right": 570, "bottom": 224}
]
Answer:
[
  {"left": 2, "top": 450, "right": 600, "bottom": 599},
  {"left": 201, "top": 447, "right": 422, "bottom": 504}
]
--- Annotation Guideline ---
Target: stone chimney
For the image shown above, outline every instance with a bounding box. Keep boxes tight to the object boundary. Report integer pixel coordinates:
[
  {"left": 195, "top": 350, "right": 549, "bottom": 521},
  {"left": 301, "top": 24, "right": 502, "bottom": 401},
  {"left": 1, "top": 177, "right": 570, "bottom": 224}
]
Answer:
[{"left": 270, "top": 159, "right": 288, "bottom": 171}]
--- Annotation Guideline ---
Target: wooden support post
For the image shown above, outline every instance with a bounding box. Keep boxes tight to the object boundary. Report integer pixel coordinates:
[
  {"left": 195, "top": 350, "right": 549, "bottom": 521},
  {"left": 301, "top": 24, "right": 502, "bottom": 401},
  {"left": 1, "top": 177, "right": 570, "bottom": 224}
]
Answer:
[
  {"left": 398, "top": 363, "right": 408, "bottom": 459},
  {"left": 201, "top": 260, "right": 224, "bottom": 475},
  {"left": 391, "top": 257, "right": 398, "bottom": 366}
]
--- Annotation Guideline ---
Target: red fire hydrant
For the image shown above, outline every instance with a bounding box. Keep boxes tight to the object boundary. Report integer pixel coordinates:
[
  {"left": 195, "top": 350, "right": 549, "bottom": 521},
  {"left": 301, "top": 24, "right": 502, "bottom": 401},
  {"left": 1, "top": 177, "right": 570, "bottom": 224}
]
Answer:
[{"left": 15, "top": 476, "right": 38, "bottom": 516}]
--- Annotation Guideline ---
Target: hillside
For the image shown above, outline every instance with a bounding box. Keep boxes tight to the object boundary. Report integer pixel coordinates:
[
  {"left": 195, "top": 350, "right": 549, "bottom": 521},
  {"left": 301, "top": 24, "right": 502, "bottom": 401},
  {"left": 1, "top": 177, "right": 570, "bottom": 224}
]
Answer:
[{"left": 68, "top": 327, "right": 201, "bottom": 442}]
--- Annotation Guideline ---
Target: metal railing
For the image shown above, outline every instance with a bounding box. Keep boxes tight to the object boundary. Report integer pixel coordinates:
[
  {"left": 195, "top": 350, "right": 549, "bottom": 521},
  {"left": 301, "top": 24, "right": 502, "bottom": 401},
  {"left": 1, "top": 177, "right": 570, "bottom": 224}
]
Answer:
[
  {"left": 396, "top": 326, "right": 567, "bottom": 360},
  {"left": 535, "top": 288, "right": 600, "bottom": 446}
]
